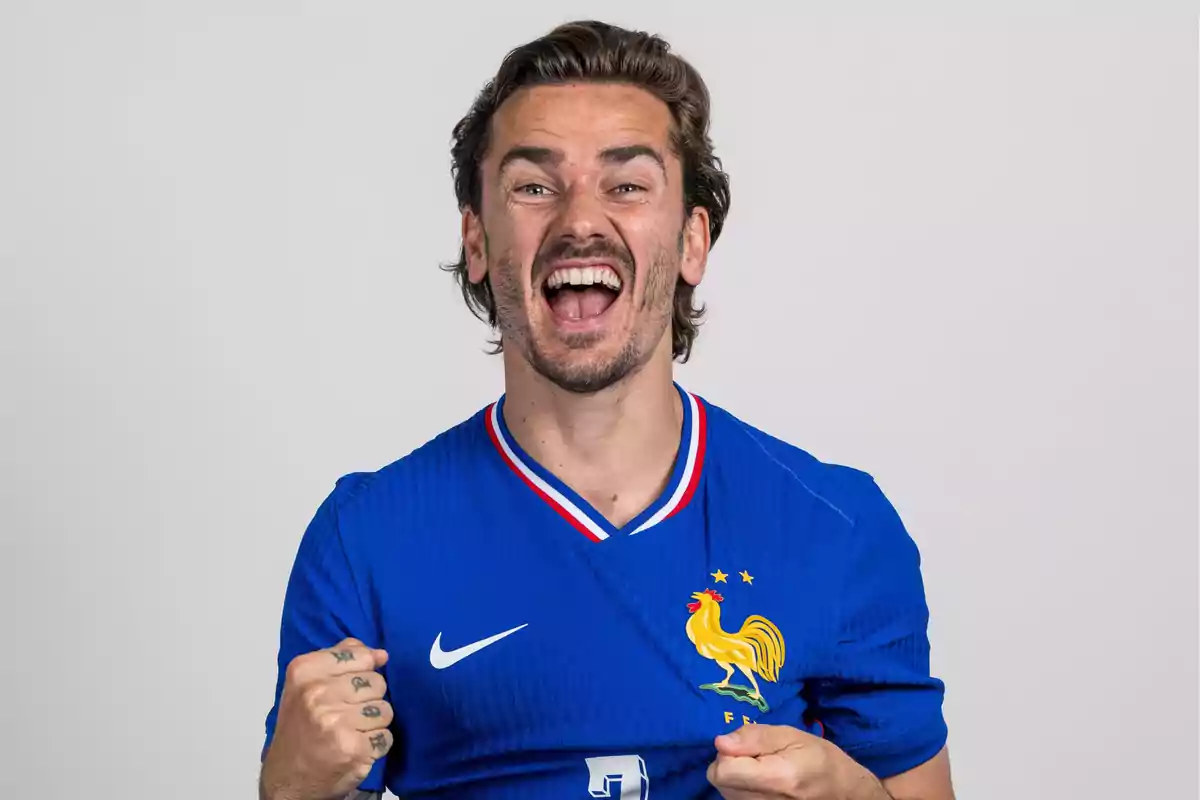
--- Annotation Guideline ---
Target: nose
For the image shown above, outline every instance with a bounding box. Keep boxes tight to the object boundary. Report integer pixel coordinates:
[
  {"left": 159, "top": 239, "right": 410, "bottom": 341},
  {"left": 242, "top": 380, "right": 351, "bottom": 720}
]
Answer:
[{"left": 553, "top": 179, "right": 612, "bottom": 243}]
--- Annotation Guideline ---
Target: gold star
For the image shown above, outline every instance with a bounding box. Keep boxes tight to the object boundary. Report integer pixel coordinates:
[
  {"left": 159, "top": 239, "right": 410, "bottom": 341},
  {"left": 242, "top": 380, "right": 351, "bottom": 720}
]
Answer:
[
  {"left": 740, "top": 570, "right": 754, "bottom": 584},
  {"left": 711, "top": 569, "right": 728, "bottom": 583}
]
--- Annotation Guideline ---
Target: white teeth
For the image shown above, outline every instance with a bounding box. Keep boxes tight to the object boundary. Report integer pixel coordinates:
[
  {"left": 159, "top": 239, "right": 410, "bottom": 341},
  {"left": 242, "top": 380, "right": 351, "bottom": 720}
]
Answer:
[{"left": 546, "top": 265, "right": 623, "bottom": 291}]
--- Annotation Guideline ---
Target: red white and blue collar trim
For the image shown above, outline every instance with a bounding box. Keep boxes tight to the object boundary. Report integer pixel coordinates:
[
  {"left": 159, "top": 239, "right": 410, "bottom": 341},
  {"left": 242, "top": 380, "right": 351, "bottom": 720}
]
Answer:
[{"left": 484, "top": 384, "right": 708, "bottom": 542}]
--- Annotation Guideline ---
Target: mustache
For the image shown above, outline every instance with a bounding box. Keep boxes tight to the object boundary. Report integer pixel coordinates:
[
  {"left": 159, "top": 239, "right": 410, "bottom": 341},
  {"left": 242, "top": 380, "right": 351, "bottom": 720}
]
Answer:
[{"left": 532, "top": 238, "right": 635, "bottom": 283}]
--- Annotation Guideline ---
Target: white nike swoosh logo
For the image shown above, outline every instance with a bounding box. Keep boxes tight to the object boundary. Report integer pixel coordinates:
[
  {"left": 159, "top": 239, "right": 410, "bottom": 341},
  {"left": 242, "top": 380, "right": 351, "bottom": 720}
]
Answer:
[{"left": 429, "top": 623, "right": 528, "bottom": 669}]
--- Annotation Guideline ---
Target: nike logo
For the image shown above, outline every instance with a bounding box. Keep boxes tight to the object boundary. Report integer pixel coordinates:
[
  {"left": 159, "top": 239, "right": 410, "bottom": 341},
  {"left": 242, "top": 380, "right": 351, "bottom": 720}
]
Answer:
[{"left": 429, "top": 623, "right": 528, "bottom": 669}]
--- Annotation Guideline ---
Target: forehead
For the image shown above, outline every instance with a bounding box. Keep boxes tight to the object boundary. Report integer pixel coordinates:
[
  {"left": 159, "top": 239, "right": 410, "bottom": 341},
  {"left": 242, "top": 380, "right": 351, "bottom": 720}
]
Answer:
[{"left": 487, "top": 82, "right": 676, "bottom": 166}]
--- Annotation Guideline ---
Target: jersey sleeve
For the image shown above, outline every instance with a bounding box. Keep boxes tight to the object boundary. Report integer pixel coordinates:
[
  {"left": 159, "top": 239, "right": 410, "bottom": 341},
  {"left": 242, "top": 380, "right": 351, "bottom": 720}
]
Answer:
[
  {"left": 805, "top": 477, "right": 948, "bottom": 780},
  {"left": 262, "top": 474, "right": 387, "bottom": 793}
]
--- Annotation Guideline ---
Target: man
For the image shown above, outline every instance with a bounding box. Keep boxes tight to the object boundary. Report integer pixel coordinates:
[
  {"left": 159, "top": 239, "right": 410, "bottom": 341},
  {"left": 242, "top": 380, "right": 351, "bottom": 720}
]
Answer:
[{"left": 259, "top": 19, "right": 954, "bottom": 800}]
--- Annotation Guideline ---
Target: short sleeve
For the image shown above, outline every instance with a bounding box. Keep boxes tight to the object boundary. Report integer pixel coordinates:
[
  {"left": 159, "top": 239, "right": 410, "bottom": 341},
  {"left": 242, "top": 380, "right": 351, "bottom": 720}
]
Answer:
[
  {"left": 262, "top": 475, "right": 387, "bottom": 793},
  {"left": 805, "top": 477, "right": 948, "bottom": 780}
]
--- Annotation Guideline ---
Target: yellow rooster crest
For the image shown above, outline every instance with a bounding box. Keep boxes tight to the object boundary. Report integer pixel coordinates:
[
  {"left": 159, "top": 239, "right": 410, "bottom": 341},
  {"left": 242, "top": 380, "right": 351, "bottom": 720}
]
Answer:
[{"left": 685, "top": 587, "right": 785, "bottom": 712}]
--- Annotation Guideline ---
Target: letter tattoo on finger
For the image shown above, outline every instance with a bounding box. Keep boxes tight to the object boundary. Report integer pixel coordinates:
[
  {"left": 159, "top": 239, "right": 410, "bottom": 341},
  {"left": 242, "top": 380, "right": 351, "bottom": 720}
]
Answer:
[
  {"left": 362, "top": 705, "right": 382, "bottom": 718},
  {"left": 351, "top": 676, "right": 371, "bottom": 691},
  {"left": 331, "top": 649, "right": 355, "bottom": 663},
  {"left": 369, "top": 733, "right": 388, "bottom": 752}
]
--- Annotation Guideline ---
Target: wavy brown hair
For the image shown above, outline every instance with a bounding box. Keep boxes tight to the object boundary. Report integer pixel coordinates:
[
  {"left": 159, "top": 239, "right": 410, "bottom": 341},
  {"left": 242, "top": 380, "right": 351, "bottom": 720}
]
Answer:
[{"left": 443, "top": 19, "right": 731, "bottom": 362}]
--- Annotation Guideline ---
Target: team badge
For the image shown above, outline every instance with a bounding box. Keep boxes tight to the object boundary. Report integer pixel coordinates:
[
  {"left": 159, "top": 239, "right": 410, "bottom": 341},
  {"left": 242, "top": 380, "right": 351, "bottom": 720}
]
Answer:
[{"left": 685, "top": 574, "right": 785, "bottom": 714}]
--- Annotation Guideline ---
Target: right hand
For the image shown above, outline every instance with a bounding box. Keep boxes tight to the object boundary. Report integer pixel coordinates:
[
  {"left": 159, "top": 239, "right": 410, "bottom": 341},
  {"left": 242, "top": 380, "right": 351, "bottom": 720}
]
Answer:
[{"left": 260, "top": 637, "right": 394, "bottom": 800}]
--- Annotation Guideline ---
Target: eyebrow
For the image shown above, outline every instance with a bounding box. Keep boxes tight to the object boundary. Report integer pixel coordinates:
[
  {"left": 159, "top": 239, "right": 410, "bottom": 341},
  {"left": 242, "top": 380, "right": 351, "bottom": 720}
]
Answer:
[
  {"left": 496, "top": 144, "right": 667, "bottom": 179},
  {"left": 602, "top": 145, "right": 667, "bottom": 177},
  {"left": 497, "top": 146, "right": 561, "bottom": 173}
]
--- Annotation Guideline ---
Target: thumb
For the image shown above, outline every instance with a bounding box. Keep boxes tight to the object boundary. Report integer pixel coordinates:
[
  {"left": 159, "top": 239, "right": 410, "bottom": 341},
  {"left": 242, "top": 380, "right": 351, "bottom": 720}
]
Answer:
[{"left": 714, "top": 723, "right": 809, "bottom": 757}]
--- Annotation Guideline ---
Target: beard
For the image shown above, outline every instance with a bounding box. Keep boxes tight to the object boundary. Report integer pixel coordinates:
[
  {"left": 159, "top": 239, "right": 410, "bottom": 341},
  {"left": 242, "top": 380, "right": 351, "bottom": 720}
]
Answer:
[{"left": 489, "top": 233, "right": 681, "bottom": 395}]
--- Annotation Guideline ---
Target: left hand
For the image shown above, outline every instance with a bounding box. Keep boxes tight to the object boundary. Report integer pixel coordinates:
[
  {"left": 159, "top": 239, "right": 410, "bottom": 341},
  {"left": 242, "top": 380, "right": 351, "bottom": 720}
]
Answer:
[{"left": 706, "top": 724, "right": 887, "bottom": 800}]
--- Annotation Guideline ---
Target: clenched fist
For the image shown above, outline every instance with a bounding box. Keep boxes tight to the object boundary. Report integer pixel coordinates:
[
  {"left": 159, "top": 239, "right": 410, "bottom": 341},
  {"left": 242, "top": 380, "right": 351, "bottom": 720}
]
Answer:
[
  {"left": 707, "top": 724, "right": 889, "bottom": 800},
  {"left": 260, "top": 638, "right": 394, "bottom": 800}
]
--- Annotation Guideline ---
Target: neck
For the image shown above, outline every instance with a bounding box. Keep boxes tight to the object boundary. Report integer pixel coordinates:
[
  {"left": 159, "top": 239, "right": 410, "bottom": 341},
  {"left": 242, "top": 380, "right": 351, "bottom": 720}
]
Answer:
[{"left": 500, "top": 340, "right": 683, "bottom": 527}]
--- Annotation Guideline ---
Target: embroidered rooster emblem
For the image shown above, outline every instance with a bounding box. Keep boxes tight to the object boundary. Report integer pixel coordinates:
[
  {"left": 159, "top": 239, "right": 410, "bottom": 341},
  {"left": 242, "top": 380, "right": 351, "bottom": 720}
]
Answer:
[{"left": 685, "top": 588, "right": 785, "bottom": 713}]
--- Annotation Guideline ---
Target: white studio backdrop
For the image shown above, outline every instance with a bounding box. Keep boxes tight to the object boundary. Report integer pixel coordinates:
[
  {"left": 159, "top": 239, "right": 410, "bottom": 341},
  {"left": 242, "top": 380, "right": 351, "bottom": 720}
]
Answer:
[{"left": 1, "top": 6, "right": 1196, "bottom": 799}]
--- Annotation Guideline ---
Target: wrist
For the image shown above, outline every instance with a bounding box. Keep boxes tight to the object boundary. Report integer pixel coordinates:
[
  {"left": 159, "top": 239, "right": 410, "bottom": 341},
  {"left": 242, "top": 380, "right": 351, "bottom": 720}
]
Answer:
[
  {"left": 259, "top": 777, "right": 347, "bottom": 800},
  {"left": 836, "top": 752, "right": 892, "bottom": 800},
  {"left": 259, "top": 784, "right": 310, "bottom": 800},
  {"left": 846, "top": 775, "right": 892, "bottom": 800},
  {"left": 258, "top": 766, "right": 303, "bottom": 800}
]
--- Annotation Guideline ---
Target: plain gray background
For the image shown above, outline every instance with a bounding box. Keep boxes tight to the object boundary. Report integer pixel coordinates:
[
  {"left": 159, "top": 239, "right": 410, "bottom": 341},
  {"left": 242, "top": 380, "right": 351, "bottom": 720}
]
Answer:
[{"left": 1, "top": 5, "right": 1196, "bottom": 799}]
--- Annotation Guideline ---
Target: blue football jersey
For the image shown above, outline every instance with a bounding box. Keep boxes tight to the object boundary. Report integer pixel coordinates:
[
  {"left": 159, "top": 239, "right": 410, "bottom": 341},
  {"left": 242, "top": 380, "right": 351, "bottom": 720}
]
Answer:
[{"left": 263, "top": 383, "right": 947, "bottom": 798}]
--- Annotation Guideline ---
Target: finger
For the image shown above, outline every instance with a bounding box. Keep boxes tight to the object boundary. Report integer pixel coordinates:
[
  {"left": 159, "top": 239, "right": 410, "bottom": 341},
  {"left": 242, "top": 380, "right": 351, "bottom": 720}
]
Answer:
[
  {"left": 327, "top": 638, "right": 388, "bottom": 664},
  {"left": 348, "top": 698, "right": 394, "bottom": 731},
  {"left": 323, "top": 641, "right": 386, "bottom": 672},
  {"left": 714, "top": 723, "right": 813, "bottom": 757},
  {"left": 360, "top": 727, "right": 393, "bottom": 761},
  {"left": 340, "top": 671, "right": 388, "bottom": 703},
  {"left": 285, "top": 640, "right": 389, "bottom": 686},
  {"left": 706, "top": 753, "right": 766, "bottom": 792}
]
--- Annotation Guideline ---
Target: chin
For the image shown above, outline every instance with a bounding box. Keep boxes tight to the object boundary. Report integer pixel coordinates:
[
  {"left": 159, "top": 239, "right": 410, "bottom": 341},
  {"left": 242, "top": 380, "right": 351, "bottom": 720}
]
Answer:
[{"left": 526, "top": 333, "right": 645, "bottom": 395}]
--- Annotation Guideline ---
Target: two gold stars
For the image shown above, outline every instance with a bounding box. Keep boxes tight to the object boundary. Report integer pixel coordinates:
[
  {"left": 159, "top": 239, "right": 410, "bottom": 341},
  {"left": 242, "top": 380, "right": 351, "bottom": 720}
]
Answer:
[{"left": 710, "top": 569, "right": 753, "bottom": 585}]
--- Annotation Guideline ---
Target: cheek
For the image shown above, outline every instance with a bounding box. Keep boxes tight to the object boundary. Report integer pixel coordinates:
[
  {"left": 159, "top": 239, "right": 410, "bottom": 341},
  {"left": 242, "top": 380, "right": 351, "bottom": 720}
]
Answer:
[
  {"left": 622, "top": 206, "right": 683, "bottom": 257},
  {"left": 488, "top": 213, "right": 546, "bottom": 272},
  {"left": 629, "top": 230, "right": 683, "bottom": 296},
  {"left": 489, "top": 258, "right": 528, "bottom": 322},
  {"left": 644, "top": 253, "right": 679, "bottom": 307}
]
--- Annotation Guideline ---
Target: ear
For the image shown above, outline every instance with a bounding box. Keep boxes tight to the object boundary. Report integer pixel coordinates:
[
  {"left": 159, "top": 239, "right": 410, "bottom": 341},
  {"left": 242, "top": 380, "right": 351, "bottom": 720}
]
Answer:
[
  {"left": 679, "top": 206, "right": 710, "bottom": 287},
  {"left": 462, "top": 209, "right": 488, "bottom": 284}
]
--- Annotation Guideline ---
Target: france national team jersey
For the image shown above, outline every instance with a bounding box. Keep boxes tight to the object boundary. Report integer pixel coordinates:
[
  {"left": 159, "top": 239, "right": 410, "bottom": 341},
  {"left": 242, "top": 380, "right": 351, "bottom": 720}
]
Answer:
[{"left": 263, "top": 384, "right": 948, "bottom": 799}]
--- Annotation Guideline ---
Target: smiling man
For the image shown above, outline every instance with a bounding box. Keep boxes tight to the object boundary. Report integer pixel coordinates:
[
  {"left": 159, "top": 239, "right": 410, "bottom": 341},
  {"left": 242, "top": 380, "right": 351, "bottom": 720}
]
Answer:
[{"left": 259, "top": 19, "right": 954, "bottom": 800}]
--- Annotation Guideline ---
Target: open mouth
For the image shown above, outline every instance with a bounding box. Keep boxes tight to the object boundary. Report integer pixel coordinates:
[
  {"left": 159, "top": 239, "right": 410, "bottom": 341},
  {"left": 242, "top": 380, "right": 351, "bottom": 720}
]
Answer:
[{"left": 542, "top": 263, "right": 623, "bottom": 322}]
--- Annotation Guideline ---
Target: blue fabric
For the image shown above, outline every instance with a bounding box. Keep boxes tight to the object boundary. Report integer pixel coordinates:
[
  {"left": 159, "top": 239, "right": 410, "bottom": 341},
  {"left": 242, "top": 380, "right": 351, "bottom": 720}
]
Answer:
[{"left": 262, "top": 384, "right": 947, "bottom": 797}]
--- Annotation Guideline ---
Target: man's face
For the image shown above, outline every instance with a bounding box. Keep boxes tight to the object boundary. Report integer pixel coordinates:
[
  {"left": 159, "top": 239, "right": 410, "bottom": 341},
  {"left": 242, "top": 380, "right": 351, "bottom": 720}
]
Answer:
[{"left": 463, "top": 82, "right": 709, "bottom": 394}]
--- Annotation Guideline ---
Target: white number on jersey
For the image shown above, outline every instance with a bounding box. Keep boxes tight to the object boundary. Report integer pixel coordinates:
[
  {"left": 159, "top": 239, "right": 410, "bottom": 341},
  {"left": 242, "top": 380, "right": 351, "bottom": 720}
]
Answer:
[{"left": 584, "top": 754, "right": 649, "bottom": 799}]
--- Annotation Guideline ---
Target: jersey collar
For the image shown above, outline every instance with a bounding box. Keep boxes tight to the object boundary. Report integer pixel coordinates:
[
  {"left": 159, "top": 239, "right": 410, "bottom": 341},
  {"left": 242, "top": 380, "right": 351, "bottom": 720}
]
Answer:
[{"left": 484, "top": 383, "right": 707, "bottom": 542}]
